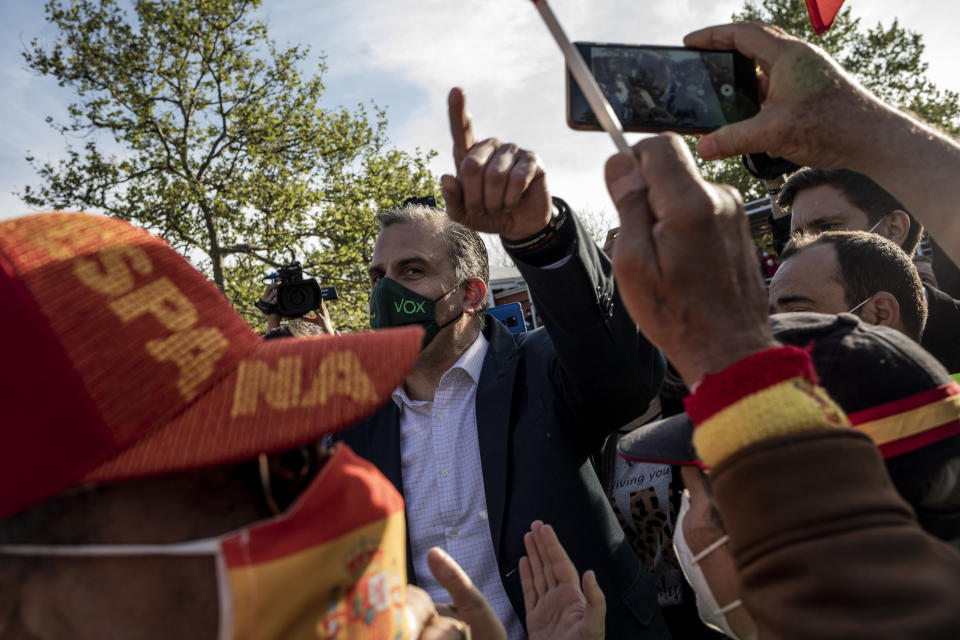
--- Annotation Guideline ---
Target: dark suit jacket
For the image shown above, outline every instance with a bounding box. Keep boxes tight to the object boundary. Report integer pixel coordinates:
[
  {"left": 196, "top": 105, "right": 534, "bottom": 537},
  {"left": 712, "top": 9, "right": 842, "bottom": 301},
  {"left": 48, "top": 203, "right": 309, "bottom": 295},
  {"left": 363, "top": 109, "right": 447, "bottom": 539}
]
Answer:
[
  {"left": 921, "top": 285, "right": 960, "bottom": 375},
  {"left": 340, "top": 210, "right": 670, "bottom": 638}
]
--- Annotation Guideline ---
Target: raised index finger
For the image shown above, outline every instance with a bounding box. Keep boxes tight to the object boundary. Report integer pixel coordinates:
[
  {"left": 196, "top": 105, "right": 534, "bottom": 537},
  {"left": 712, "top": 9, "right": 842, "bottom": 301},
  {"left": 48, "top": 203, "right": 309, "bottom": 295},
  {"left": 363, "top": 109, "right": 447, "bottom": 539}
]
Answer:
[{"left": 448, "top": 87, "right": 477, "bottom": 171}]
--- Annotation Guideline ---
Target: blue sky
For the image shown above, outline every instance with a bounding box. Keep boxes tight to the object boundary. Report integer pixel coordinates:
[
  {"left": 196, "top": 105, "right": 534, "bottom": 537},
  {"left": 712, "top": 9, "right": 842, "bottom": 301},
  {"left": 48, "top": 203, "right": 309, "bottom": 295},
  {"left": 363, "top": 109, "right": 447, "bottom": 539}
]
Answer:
[{"left": 2, "top": 0, "right": 958, "bottom": 231}]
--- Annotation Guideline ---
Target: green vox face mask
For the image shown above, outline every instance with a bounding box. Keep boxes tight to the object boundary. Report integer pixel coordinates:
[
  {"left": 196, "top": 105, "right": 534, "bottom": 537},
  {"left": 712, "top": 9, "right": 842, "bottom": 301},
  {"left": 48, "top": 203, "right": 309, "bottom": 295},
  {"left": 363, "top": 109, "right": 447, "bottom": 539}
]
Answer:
[{"left": 369, "top": 277, "right": 462, "bottom": 348}]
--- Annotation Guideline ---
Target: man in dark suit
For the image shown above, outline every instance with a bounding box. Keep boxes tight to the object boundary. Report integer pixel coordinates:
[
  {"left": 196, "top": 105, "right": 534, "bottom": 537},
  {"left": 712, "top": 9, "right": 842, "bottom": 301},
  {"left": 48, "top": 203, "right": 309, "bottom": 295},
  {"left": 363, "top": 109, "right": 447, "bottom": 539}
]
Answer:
[
  {"left": 778, "top": 168, "right": 960, "bottom": 374},
  {"left": 340, "top": 87, "right": 668, "bottom": 639}
]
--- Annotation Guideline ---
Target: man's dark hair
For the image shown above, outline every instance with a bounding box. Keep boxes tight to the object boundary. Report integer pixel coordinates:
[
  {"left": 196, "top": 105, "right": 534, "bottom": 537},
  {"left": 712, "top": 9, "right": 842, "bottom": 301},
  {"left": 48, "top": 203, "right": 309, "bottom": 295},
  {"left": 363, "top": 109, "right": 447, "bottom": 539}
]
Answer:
[
  {"left": 782, "top": 231, "right": 928, "bottom": 341},
  {"left": 779, "top": 168, "right": 923, "bottom": 254}
]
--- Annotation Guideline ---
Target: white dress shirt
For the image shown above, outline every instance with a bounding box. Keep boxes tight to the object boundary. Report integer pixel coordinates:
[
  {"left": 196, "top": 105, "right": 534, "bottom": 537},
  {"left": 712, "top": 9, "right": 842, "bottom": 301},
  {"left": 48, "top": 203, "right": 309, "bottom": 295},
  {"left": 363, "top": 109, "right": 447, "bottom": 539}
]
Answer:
[{"left": 393, "top": 332, "right": 525, "bottom": 639}]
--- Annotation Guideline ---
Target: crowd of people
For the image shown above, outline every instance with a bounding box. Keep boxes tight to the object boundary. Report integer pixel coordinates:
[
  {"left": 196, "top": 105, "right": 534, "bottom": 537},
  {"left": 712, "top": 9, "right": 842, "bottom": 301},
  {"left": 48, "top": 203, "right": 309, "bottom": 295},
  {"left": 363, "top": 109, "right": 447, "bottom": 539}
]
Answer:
[
  {"left": 2, "top": 20, "right": 960, "bottom": 640},
  {"left": 591, "top": 48, "right": 732, "bottom": 130}
]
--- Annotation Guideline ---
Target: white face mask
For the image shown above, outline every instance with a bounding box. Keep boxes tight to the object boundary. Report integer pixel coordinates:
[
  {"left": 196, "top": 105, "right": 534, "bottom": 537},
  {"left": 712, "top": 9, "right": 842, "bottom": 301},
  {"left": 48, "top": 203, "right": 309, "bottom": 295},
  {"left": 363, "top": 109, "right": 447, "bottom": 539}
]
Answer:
[{"left": 673, "top": 490, "right": 744, "bottom": 639}]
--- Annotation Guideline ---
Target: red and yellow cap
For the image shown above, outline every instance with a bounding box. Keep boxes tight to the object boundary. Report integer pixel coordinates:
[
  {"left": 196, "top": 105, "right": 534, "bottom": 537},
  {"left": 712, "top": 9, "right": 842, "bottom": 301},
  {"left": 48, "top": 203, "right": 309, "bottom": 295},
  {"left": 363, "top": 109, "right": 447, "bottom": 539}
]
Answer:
[{"left": 0, "top": 212, "right": 422, "bottom": 519}]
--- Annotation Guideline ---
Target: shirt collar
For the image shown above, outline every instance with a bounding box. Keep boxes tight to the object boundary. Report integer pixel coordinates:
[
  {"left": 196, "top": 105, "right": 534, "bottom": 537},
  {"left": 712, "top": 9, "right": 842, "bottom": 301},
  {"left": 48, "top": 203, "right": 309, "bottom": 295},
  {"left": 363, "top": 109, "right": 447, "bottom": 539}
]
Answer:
[
  {"left": 453, "top": 331, "right": 488, "bottom": 385},
  {"left": 392, "top": 332, "right": 488, "bottom": 407}
]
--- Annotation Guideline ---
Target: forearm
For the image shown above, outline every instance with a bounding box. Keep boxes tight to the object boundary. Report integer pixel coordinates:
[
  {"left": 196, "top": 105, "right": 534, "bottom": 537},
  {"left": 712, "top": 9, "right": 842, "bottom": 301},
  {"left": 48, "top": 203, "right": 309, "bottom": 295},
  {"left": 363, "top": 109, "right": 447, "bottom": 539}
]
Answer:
[
  {"left": 851, "top": 106, "right": 960, "bottom": 266},
  {"left": 507, "top": 201, "right": 664, "bottom": 430}
]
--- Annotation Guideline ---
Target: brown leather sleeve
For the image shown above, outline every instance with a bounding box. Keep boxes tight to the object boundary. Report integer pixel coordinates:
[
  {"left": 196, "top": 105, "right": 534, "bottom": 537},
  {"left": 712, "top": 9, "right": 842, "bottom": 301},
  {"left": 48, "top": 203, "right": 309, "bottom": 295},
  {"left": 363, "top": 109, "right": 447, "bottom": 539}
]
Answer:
[{"left": 710, "top": 428, "right": 960, "bottom": 640}]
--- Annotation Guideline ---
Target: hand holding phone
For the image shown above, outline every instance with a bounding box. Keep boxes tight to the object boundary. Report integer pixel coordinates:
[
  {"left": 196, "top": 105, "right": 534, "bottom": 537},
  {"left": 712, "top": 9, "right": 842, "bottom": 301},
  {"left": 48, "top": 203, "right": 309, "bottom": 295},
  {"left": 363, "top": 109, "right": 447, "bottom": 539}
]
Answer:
[{"left": 682, "top": 23, "right": 879, "bottom": 166}]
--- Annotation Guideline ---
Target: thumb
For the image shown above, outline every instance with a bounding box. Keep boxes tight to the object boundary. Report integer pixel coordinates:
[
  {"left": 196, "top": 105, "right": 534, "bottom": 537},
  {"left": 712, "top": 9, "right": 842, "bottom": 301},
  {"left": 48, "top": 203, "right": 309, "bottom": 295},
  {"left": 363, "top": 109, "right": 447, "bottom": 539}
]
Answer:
[
  {"left": 697, "top": 109, "right": 774, "bottom": 161},
  {"left": 427, "top": 547, "right": 483, "bottom": 610},
  {"left": 441, "top": 174, "right": 467, "bottom": 224},
  {"left": 581, "top": 570, "right": 606, "bottom": 630}
]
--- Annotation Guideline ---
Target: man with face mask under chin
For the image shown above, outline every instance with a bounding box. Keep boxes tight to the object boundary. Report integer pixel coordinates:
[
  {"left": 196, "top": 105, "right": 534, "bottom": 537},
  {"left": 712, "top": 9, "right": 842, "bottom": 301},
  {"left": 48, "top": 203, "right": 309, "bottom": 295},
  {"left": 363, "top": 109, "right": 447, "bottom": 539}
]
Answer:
[{"left": 338, "top": 88, "right": 669, "bottom": 640}]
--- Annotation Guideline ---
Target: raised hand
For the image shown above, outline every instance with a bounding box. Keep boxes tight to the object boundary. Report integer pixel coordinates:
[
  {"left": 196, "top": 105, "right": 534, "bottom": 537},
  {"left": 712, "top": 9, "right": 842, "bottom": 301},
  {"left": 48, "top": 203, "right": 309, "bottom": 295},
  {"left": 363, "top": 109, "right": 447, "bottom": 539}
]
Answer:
[
  {"left": 427, "top": 547, "right": 507, "bottom": 640},
  {"left": 440, "top": 87, "right": 553, "bottom": 241},
  {"left": 519, "top": 521, "right": 605, "bottom": 640},
  {"left": 685, "top": 22, "right": 960, "bottom": 269},
  {"left": 604, "top": 134, "right": 777, "bottom": 386},
  {"left": 683, "top": 22, "right": 892, "bottom": 170}
]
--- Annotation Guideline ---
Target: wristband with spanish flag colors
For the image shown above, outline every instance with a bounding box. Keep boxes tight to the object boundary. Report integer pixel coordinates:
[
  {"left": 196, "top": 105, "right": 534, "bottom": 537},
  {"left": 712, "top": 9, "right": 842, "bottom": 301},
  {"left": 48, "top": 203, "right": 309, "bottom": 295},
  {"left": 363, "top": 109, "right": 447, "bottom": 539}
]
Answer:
[{"left": 685, "top": 345, "right": 851, "bottom": 467}]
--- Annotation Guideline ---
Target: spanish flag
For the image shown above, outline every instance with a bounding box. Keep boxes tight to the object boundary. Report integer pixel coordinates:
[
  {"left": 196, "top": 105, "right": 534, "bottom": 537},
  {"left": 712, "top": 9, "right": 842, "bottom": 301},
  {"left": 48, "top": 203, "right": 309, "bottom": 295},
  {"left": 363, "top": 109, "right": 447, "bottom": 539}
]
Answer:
[
  {"left": 848, "top": 383, "right": 960, "bottom": 458},
  {"left": 220, "top": 444, "right": 412, "bottom": 639}
]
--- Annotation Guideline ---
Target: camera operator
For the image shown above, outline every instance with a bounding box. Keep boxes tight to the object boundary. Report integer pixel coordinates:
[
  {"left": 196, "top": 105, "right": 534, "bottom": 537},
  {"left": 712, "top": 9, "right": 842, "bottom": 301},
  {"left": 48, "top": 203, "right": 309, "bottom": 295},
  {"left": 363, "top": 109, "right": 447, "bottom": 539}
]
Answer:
[{"left": 256, "top": 261, "right": 336, "bottom": 336}]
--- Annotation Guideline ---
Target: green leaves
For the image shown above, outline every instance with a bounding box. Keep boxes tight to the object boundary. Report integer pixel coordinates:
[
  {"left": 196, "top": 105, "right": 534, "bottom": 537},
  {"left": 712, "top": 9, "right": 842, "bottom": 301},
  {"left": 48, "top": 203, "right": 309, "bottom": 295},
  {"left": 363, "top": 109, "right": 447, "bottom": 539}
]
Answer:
[{"left": 22, "top": 0, "right": 438, "bottom": 331}]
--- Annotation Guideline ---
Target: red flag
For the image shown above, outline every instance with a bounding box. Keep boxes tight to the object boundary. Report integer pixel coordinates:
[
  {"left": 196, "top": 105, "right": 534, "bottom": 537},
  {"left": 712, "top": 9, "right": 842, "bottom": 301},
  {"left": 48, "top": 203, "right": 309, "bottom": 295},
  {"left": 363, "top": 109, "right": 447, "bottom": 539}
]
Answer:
[{"left": 805, "top": 0, "right": 846, "bottom": 34}]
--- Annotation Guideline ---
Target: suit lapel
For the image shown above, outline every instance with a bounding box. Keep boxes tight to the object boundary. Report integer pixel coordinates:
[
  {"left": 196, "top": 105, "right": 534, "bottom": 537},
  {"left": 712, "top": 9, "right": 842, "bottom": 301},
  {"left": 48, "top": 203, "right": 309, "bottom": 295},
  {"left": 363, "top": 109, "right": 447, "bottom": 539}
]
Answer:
[
  {"left": 476, "top": 321, "right": 521, "bottom": 554},
  {"left": 350, "top": 401, "right": 404, "bottom": 490}
]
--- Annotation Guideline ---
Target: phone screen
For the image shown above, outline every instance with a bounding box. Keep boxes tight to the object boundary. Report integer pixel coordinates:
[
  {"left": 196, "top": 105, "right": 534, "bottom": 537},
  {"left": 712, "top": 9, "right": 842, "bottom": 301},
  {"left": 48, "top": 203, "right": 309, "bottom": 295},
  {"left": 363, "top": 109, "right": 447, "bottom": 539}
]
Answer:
[{"left": 567, "top": 43, "right": 760, "bottom": 134}]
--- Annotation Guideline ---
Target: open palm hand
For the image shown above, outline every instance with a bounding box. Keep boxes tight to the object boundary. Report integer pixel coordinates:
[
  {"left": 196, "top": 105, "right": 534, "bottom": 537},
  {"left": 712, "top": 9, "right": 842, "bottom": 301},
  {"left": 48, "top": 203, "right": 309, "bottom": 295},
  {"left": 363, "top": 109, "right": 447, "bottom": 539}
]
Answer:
[{"left": 519, "top": 521, "right": 606, "bottom": 640}]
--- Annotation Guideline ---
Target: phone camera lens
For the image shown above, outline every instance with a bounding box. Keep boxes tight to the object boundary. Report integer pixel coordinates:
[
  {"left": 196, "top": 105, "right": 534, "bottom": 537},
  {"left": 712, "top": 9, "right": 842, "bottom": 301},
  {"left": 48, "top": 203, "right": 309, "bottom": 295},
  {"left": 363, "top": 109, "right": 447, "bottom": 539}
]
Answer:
[{"left": 720, "top": 84, "right": 734, "bottom": 98}]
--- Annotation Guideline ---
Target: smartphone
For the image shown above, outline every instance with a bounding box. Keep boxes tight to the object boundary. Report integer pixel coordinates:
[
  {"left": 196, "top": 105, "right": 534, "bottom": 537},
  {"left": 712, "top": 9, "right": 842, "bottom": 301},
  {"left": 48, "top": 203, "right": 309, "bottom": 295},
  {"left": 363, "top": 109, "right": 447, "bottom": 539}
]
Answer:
[
  {"left": 567, "top": 42, "right": 760, "bottom": 135},
  {"left": 487, "top": 302, "right": 527, "bottom": 334}
]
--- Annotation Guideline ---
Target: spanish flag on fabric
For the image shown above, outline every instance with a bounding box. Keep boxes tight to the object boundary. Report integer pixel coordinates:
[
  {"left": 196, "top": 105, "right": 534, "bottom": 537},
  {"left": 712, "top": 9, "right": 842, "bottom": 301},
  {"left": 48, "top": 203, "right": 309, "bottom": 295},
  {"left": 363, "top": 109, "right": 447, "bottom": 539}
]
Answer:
[
  {"left": 848, "top": 382, "right": 960, "bottom": 458},
  {"left": 806, "top": 0, "right": 846, "bottom": 34},
  {"left": 220, "top": 444, "right": 412, "bottom": 639}
]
